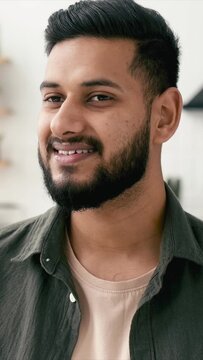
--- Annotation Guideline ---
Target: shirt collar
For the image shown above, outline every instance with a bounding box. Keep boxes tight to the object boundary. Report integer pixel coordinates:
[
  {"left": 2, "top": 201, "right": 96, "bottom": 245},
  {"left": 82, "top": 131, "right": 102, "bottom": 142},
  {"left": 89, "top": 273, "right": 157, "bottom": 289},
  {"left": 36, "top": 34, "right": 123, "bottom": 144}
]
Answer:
[
  {"left": 11, "top": 205, "right": 68, "bottom": 274},
  {"left": 140, "top": 184, "right": 203, "bottom": 307},
  {"left": 12, "top": 184, "right": 203, "bottom": 274},
  {"left": 161, "top": 184, "right": 203, "bottom": 266}
]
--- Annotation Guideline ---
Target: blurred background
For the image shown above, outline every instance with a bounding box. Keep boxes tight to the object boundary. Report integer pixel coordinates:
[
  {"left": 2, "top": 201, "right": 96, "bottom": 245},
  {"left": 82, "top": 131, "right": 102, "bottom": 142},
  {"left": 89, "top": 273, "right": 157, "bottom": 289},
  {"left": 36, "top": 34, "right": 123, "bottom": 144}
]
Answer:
[{"left": 0, "top": 0, "right": 203, "bottom": 225}]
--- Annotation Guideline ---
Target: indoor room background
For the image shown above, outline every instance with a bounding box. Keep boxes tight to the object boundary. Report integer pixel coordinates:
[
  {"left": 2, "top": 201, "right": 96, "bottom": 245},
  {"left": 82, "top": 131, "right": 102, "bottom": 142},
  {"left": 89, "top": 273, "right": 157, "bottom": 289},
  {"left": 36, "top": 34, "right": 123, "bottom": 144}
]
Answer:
[{"left": 0, "top": 0, "right": 203, "bottom": 225}]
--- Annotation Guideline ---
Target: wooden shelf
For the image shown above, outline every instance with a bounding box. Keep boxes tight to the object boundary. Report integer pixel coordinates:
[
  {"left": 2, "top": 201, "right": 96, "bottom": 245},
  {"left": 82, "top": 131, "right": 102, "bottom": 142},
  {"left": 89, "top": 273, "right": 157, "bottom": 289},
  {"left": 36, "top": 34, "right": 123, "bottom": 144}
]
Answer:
[
  {"left": 0, "top": 107, "right": 9, "bottom": 117},
  {"left": 0, "top": 160, "right": 10, "bottom": 168},
  {"left": 0, "top": 57, "right": 9, "bottom": 65},
  {"left": 0, "top": 202, "right": 19, "bottom": 209},
  {"left": 0, "top": 57, "right": 10, "bottom": 117}
]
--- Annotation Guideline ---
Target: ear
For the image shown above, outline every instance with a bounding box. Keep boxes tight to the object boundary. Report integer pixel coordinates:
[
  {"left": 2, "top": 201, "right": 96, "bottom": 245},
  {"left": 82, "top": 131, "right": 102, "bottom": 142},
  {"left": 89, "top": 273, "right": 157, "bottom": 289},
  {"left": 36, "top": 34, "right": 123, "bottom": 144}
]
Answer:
[{"left": 151, "top": 87, "right": 183, "bottom": 145}]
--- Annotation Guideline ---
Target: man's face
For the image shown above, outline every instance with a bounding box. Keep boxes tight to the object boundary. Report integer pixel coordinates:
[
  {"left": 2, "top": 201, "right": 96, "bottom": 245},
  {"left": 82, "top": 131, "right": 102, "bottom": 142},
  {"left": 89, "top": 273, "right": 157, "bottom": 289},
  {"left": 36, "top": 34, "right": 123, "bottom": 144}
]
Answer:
[{"left": 38, "top": 37, "right": 151, "bottom": 211}]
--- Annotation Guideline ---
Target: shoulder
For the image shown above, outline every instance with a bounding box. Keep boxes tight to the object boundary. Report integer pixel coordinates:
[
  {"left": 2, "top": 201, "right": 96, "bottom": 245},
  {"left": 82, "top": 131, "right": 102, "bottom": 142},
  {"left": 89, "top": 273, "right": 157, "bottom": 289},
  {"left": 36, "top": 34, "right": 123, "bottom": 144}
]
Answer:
[
  {"left": 165, "top": 184, "right": 203, "bottom": 253},
  {"left": 0, "top": 216, "right": 39, "bottom": 247},
  {"left": 0, "top": 206, "right": 63, "bottom": 255},
  {"left": 185, "top": 211, "right": 203, "bottom": 240}
]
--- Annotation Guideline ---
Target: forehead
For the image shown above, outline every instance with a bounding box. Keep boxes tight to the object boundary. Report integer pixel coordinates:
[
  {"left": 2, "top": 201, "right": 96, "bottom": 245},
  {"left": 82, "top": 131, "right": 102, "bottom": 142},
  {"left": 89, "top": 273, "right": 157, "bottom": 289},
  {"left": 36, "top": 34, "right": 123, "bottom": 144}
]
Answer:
[{"left": 45, "top": 37, "right": 137, "bottom": 86}]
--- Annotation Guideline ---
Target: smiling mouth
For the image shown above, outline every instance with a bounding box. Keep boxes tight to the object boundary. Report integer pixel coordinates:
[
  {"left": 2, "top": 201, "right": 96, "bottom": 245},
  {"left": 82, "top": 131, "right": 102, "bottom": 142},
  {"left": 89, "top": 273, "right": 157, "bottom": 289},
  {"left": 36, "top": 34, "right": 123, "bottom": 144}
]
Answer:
[
  {"left": 51, "top": 144, "right": 97, "bottom": 166},
  {"left": 46, "top": 139, "right": 100, "bottom": 166},
  {"left": 57, "top": 149, "right": 95, "bottom": 156}
]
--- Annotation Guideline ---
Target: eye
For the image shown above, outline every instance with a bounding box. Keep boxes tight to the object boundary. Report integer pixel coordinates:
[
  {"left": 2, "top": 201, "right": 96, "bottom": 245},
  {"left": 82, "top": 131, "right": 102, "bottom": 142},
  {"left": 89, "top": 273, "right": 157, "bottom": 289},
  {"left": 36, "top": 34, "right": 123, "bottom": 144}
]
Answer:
[
  {"left": 43, "top": 95, "right": 64, "bottom": 103},
  {"left": 89, "top": 94, "right": 113, "bottom": 102}
]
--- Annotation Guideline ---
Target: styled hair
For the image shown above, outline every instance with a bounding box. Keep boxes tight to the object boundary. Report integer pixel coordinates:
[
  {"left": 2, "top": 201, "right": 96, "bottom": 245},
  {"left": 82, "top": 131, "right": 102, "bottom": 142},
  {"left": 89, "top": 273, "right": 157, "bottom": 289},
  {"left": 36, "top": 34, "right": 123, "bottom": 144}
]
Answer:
[{"left": 45, "top": 0, "right": 180, "bottom": 102}]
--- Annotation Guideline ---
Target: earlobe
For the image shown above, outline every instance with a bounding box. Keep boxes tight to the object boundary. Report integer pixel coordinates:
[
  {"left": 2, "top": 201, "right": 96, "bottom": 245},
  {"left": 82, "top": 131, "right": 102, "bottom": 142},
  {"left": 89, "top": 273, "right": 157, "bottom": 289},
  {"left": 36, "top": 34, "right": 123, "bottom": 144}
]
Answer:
[{"left": 152, "top": 87, "right": 183, "bottom": 144}]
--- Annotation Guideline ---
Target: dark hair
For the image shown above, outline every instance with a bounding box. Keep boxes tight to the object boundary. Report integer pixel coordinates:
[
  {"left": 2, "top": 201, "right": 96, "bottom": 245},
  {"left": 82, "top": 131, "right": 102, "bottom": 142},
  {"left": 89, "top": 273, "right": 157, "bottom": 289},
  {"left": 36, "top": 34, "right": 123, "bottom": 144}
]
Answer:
[{"left": 45, "top": 0, "right": 180, "bottom": 101}]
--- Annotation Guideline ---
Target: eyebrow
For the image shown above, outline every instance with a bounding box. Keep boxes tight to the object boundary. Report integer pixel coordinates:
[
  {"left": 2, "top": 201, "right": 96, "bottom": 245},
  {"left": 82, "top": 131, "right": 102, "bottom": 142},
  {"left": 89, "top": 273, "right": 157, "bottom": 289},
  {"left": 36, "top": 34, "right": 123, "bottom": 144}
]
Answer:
[
  {"left": 40, "top": 79, "right": 123, "bottom": 92},
  {"left": 40, "top": 81, "right": 59, "bottom": 91},
  {"left": 80, "top": 79, "right": 123, "bottom": 91}
]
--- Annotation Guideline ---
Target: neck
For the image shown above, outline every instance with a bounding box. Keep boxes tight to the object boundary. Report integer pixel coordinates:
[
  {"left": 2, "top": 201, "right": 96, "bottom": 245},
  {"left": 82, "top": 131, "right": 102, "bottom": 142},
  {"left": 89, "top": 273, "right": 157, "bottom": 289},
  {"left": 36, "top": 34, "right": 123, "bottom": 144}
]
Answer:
[{"left": 67, "top": 178, "right": 166, "bottom": 281}]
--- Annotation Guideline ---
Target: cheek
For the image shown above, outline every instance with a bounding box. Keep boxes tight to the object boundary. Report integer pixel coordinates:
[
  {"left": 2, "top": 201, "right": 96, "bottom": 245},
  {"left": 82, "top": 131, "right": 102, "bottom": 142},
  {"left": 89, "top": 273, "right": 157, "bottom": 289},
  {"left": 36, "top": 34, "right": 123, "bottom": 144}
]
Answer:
[
  {"left": 102, "top": 113, "right": 138, "bottom": 142},
  {"left": 37, "top": 112, "right": 51, "bottom": 148},
  {"left": 97, "top": 118, "right": 134, "bottom": 158}
]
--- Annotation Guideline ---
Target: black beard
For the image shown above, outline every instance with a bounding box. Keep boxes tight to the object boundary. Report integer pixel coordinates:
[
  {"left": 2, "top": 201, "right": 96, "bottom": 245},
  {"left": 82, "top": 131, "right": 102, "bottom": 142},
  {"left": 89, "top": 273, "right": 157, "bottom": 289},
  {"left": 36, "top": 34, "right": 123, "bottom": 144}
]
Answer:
[{"left": 38, "top": 118, "right": 150, "bottom": 212}]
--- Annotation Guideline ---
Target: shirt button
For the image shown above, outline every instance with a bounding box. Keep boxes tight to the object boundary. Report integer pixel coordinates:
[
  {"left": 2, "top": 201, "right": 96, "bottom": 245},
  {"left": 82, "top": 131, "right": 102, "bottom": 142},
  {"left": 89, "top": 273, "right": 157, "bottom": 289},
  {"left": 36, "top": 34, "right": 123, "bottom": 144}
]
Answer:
[{"left": 69, "top": 293, "right": 76, "bottom": 303}]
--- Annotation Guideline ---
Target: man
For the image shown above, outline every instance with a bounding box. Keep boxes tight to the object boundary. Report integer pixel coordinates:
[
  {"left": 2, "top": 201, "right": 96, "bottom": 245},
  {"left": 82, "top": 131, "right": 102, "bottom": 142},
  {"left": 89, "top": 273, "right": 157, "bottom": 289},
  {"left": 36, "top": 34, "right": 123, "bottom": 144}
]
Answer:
[{"left": 1, "top": 0, "right": 203, "bottom": 359}]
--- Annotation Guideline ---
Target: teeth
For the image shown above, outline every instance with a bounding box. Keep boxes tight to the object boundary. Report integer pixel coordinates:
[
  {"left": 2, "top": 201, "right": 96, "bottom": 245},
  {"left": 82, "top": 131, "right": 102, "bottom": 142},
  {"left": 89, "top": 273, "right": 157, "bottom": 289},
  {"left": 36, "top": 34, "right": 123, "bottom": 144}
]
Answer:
[
  {"left": 68, "top": 150, "right": 76, "bottom": 155},
  {"left": 58, "top": 149, "right": 94, "bottom": 155},
  {"left": 58, "top": 150, "right": 70, "bottom": 155}
]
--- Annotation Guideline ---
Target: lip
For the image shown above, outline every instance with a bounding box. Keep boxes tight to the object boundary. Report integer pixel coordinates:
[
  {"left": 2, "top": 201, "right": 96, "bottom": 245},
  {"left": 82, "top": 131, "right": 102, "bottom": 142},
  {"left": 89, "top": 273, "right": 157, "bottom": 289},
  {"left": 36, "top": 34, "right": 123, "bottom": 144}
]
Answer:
[
  {"left": 53, "top": 151, "right": 96, "bottom": 165},
  {"left": 49, "top": 141, "right": 97, "bottom": 166},
  {"left": 52, "top": 141, "right": 95, "bottom": 152}
]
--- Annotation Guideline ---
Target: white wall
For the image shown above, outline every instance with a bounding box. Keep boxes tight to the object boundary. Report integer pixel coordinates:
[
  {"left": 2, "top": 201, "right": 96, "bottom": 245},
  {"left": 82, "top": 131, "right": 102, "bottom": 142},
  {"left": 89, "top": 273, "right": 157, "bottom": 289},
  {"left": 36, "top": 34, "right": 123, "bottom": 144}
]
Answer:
[{"left": 0, "top": 0, "right": 203, "bottom": 224}]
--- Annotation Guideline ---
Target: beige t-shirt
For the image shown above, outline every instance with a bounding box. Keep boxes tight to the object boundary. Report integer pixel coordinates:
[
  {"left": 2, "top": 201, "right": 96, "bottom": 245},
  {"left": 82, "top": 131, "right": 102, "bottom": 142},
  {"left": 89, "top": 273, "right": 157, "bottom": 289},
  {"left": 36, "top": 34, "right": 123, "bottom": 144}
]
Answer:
[{"left": 67, "top": 242, "right": 155, "bottom": 360}]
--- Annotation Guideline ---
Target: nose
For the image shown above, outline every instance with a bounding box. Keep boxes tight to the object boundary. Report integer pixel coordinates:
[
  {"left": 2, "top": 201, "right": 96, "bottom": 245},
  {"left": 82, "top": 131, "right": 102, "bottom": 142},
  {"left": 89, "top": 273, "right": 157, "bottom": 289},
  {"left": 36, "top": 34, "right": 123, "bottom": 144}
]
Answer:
[{"left": 50, "top": 99, "right": 86, "bottom": 138}]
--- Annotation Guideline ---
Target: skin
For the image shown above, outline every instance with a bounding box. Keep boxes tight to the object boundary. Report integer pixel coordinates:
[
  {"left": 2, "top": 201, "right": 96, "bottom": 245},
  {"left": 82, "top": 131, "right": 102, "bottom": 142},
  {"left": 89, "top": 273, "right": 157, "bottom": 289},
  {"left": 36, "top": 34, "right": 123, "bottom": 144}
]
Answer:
[{"left": 38, "top": 37, "right": 182, "bottom": 281}]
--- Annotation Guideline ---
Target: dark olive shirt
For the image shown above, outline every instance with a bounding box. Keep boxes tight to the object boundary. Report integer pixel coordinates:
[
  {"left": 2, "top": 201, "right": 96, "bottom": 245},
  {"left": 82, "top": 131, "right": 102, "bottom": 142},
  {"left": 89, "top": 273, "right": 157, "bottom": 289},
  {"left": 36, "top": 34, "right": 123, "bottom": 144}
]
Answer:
[{"left": 1, "top": 186, "right": 203, "bottom": 360}]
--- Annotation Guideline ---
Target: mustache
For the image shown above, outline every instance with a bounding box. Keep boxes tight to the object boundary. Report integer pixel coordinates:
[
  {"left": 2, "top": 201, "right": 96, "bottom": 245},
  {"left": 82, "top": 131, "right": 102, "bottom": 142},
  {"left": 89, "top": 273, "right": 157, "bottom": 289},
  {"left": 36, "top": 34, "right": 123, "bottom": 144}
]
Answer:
[{"left": 46, "top": 135, "right": 104, "bottom": 155}]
